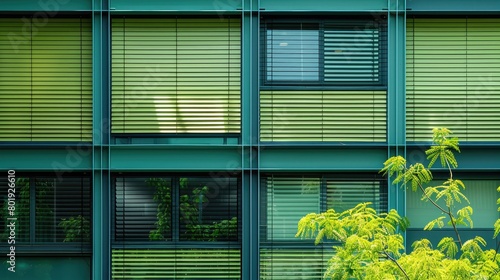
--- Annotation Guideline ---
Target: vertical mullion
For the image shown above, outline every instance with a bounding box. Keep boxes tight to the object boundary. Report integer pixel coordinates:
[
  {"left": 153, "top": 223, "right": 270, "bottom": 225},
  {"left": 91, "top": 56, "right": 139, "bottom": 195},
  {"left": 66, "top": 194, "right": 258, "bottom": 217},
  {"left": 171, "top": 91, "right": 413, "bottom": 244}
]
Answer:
[{"left": 319, "top": 21, "right": 325, "bottom": 85}]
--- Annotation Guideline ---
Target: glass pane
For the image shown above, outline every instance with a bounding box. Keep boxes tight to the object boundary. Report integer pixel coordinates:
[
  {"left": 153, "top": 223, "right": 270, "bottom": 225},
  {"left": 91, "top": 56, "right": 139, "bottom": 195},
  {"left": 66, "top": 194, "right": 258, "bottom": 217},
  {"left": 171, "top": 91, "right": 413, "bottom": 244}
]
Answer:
[
  {"left": 179, "top": 177, "right": 239, "bottom": 241},
  {"left": 0, "top": 178, "right": 30, "bottom": 243},
  {"left": 35, "top": 178, "right": 91, "bottom": 243},
  {"left": 407, "top": 179, "right": 500, "bottom": 228},
  {"left": 266, "top": 24, "right": 319, "bottom": 81},
  {"left": 264, "top": 177, "right": 320, "bottom": 240},
  {"left": 326, "top": 180, "right": 386, "bottom": 213},
  {"left": 115, "top": 177, "right": 172, "bottom": 241}
]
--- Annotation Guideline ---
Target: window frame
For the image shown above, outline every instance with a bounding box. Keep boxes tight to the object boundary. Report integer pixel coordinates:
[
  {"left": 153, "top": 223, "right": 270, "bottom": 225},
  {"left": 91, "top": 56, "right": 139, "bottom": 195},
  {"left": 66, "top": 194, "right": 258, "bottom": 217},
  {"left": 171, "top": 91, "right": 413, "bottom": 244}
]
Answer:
[
  {"left": 112, "top": 174, "right": 242, "bottom": 245},
  {"left": 261, "top": 17, "right": 388, "bottom": 89},
  {"left": 0, "top": 174, "right": 92, "bottom": 253},
  {"left": 260, "top": 174, "right": 388, "bottom": 243}
]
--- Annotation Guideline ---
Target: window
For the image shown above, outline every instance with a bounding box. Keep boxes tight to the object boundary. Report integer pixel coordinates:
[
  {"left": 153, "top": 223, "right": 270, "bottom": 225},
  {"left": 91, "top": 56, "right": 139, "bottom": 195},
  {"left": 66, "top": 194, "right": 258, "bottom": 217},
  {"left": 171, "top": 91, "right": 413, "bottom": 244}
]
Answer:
[
  {"left": 406, "top": 17, "right": 500, "bottom": 141},
  {"left": 112, "top": 175, "right": 241, "bottom": 279},
  {"left": 111, "top": 17, "right": 241, "bottom": 134},
  {"left": 260, "top": 18, "right": 387, "bottom": 143},
  {"left": 261, "top": 175, "right": 387, "bottom": 240},
  {"left": 260, "top": 175, "right": 387, "bottom": 279},
  {"left": 263, "top": 19, "right": 386, "bottom": 86},
  {"left": 0, "top": 176, "right": 91, "bottom": 247},
  {"left": 0, "top": 18, "right": 92, "bottom": 141},
  {"left": 405, "top": 178, "right": 500, "bottom": 250}
]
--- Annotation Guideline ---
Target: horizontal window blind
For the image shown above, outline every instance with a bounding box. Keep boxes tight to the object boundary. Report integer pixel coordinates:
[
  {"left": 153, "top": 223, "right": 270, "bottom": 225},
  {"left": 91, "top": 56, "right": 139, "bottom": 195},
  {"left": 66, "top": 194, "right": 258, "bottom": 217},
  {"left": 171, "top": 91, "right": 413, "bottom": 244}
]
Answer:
[
  {"left": 263, "top": 176, "right": 321, "bottom": 240},
  {"left": 114, "top": 177, "right": 170, "bottom": 242},
  {"left": 112, "top": 18, "right": 241, "bottom": 134},
  {"left": 407, "top": 179, "right": 500, "bottom": 228},
  {"left": 324, "top": 22, "right": 380, "bottom": 83},
  {"left": 111, "top": 249, "right": 241, "bottom": 279},
  {"left": 260, "top": 90, "right": 387, "bottom": 142},
  {"left": 326, "top": 180, "right": 386, "bottom": 213},
  {"left": 262, "top": 176, "right": 387, "bottom": 241},
  {"left": 407, "top": 18, "right": 500, "bottom": 141},
  {"left": 0, "top": 18, "right": 92, "bottom": 141},
  {"left": 35, "top": 177, "right": 91, "bottom": 243},
  {"left": 260, "top": 249, "right": 331, "bottom": 280}
]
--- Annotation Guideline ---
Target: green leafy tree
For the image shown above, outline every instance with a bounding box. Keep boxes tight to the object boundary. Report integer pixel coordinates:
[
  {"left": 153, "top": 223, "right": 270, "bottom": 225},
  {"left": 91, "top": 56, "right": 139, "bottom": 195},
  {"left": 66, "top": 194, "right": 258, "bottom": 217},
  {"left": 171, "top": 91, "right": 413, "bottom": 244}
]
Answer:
[{"left": 297, "top": 128, "right": 500, "bottom": 279}]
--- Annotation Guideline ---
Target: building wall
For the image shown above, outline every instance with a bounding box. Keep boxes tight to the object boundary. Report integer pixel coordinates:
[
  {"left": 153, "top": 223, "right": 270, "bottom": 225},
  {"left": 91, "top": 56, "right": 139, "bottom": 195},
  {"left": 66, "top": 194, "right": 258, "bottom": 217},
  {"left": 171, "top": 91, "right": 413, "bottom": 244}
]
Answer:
[{"left": 0, "top": 0, "right": 499, "bottom": 279}]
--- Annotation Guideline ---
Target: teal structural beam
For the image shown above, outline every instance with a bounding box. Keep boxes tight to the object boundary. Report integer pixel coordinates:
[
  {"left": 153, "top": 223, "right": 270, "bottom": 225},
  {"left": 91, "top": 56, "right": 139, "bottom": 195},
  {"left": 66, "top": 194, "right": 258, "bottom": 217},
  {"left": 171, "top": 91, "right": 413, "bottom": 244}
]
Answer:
[
  {"left": 0, "top": 0, "right": 92, "bottom": 11},
  {"left": 259, "top": 0, "right": 387, "bottom": 11},
  {"left": 407, "top": 146, "right": 500, "bottom": 171},
  {"left": 109, "top": 0, "right": 242, "bottom": 12},
  {"left": 386, "top": 0, "right": 406, "bottom": 240},
  {"left": 260, "top": 147, "right": 387, "bottom": 170},
  {"left": 241, "top": 0, "right": 260, "bottom": 278},
  {"left": 92, "top": 0, "right": 111, "bottom": 279},
  {"left": 109, "top": 146, "right": 247, "bottom": 171},
  {"left": 0, "top": 148, "right": 92, "bottom": 171},
  {"left": 407, "top": 0, "right": 500, "bottom": 13}
]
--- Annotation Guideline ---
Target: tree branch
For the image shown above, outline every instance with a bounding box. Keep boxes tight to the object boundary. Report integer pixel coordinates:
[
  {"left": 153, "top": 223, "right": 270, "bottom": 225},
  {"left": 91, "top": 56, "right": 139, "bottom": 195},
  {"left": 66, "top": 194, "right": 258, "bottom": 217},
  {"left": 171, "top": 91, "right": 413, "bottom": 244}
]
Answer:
[
  {"left": 384, "top": 251, "right": 410, "bottom": 280},
  {"left": 447, "top": 206, "right": 462, "bottom": 247}
]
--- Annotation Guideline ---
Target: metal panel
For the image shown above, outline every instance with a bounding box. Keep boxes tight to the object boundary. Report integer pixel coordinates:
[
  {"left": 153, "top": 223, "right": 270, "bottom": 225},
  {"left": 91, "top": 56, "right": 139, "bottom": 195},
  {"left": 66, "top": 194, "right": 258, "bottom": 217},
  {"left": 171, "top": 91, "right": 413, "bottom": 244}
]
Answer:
[
  {"left": 259, "top": 147, "right": 387, "bottom": 170},
  {"left": 0, "top": 0, "right": 92, "bottom": 12},
  {"left": 260, "top": 0, "right": 387, "bottom": 12},
  {"left": 109, "top": 0, "right": 242, "bottom": 12},
  {"left": 407, "top": 0, "right": 500, "bottom": 13},
  {"left": 0, "top": 147, "right": 92, "bottom": 170},
  {"left": 110, "top": 146, "right": 245, "bottom": 170}
]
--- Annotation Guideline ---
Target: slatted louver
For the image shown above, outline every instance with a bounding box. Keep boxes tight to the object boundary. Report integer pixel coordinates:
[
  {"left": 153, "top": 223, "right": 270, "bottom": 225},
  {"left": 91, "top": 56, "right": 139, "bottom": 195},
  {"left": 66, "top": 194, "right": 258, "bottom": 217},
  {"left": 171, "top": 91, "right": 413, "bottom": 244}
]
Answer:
[
  {"left": 260, "top": 248, "right": 331, "bottom": 280},
  {"left": 326, "top": 180, "right": 387, "bottom": 213},
  {"left": 406, "top": 18, "right": 500, "bottom": 141},
  {"left": 112, "top": 249, "right": 241, "bottom": 279},
  {"left": 260, "top": 90, "right": 386, "bottom": 142},
  {"left": 111, "top": 17, "right": 241, "bottom": 134},
  {"left": 115, "top": 177, "right": 171, "bottom": 241},
  {"left": 407, "top": 179, "right": 500, "bottom": 228},
  {"left": 262, "top": 176, "right": 320, "bottom": 240},
  {"left": 0, "top": 18, "right": 92, "bottom": 141},
  {"left": 35, "top": 177, "right": 91, "bottom": 243},
  {"left": 324, "top": 22, "right": 380, "bottom": 83}
]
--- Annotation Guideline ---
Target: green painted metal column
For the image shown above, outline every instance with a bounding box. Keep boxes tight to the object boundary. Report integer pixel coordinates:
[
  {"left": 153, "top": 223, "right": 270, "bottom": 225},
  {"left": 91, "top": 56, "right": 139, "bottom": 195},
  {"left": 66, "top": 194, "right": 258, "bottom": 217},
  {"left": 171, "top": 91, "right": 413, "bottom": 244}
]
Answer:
[
  {"left": 387, "top": 0, "right": 406, "bottom": 217},
  {"left": 241, "top": 0, "right": 260, "bottom": 279},
  {"left": 92, "top": 0, "right": 111, "bottom": 279}
]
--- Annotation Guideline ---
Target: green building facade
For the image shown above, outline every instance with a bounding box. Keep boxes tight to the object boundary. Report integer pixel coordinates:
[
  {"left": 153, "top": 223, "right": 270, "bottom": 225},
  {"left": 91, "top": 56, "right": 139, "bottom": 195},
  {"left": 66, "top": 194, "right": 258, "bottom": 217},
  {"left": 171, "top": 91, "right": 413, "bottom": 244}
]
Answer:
[{"left": 0, "top": 0, "right": 499, "bottom": 279}]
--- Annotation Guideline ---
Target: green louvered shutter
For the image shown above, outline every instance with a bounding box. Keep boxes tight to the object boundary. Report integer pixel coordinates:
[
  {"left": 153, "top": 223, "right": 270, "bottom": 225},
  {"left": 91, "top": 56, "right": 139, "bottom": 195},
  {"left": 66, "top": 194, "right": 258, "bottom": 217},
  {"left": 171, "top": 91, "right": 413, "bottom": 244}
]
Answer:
[
  {"left": 262, "top": 176, "right": 320, "bottom": 240},
  {"left": 260, "top": 90, "right": 386, "bottom": 142},
  {"left": 112, "top": 249, "right": 241, "bottom": 279},
  {"left": 260, "top": 248, "right": 331, "bottom": 280},
  {"left": 406, "top": 18, "right": 500, "bottom": 141},
  {"left": 324, "top": 22, "right": 380, "bottom": 83},
  {"left": 326, "top": 180, "right": 387, "bottom": 213},
  {"left": 0, "top": 18, "right": 92, "bottom": 141},
  {"left": 112, "top": 18, "right": 241, "bottom": 134}
]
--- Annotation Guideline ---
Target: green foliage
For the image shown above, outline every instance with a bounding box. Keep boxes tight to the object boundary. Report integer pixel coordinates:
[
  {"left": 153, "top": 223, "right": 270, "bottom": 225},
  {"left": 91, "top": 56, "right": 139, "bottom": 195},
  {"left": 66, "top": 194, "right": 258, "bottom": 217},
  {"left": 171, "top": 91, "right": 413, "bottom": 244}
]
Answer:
[
  {"left": 297, "top": 128, "right": 500, "bottom": 280},
  {"left": 148, "top": 178, "right": 237, "bottom": 241},
  {"left": 148, "top": 178, "right": 172, "bottom": 241},
  {"left": 58, "top": 215, "right": 90, "bottom": 242}
]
